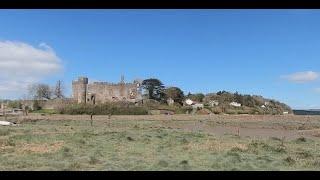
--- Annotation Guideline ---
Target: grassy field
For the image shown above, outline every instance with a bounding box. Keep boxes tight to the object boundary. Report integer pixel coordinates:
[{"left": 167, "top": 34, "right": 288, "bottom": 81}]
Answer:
[{"left": 0, "top": 114, "right": 320, "bottom": 171}]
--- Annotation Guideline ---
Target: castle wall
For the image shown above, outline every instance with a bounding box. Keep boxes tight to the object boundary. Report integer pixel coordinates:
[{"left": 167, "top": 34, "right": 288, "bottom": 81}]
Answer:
[
  {"left": 72, "top": 77, "right": 142, "bottom": 104},
  {"left": 87, "top": 83, "right": 139, "bottom": 103}
]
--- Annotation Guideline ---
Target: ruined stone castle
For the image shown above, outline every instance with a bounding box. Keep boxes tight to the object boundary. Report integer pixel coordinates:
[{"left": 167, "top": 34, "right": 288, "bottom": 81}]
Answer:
[{"left": 72, "top": 76, "right": 143, "bottom": 104}]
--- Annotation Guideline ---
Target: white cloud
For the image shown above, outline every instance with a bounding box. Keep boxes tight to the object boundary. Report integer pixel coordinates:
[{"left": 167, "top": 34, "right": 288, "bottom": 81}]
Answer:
[
  {"left": 314, "top": 88, "right": 320, "bottom": 93},
  {"left": 0, "top": 40, "right": 63, "bottom": 99},
  {"left": 281, "top": 71, "right": 319, "bottom": 83}
]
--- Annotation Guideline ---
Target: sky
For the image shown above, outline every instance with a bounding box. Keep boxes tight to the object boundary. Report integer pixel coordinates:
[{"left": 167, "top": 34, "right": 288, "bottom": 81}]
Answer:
[{"left": 0, "top": 9, "right": 320, "bottom": 109}]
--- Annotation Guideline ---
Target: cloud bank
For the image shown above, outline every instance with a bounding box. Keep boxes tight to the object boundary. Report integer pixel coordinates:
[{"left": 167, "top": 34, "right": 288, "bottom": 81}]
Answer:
[
  {"left": 281, "top": 71, "right": 319, "bottom": 83},
  {"left": 0, "top": 40, "right": 63, "bottom": 99}
]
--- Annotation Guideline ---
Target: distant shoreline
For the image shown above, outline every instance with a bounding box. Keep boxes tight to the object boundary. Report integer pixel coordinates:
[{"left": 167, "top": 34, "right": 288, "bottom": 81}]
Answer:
[{"left": 293, "top": 109, "right": 320, "bottom": 115}]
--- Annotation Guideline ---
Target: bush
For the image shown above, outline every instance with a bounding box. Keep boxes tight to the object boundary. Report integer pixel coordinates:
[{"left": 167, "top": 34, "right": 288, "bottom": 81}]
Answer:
[
  {"left": 33, "top": 100, "right": 41, "bottom": 111},
  {"left": 32, "top": 109, "right": 57, "bottom": 114},
  {"left": 7, "top": 101, "right": 22, "bottom": 109},
  {"left": 225, "top": 109, "right": 238, "bottom": 115},
  {"left": 56, "top": 102, "right": 148, "bottom": 115},
  {"left": 211, "top": 107, "right": 223, "bottom": 114},
  {"left": 175, "top": 106, "right": 193, "bottom": 114}
]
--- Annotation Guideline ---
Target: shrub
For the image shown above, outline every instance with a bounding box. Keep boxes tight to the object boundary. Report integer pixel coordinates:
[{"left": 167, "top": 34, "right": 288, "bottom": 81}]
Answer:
[
  {"left": 32, "top": 109, "right": 57, "bottom": 114},
  {"left": 33, "top": 100, "right": 42, "bottom": 111},
  {"left": 7, "top": 101, "right": 22, "bottom": 109},
  {"left": 56, "top": 102, "right": 148, "bottom": 115},
  {"left": 225, "top": 109, "right": 237, "bottom": 115},
  {"left": 175, "top": 106, "right": 193, "bottom": 114},
  {"left": 211, "top": 107, "right": 223, "bottom": 114}
]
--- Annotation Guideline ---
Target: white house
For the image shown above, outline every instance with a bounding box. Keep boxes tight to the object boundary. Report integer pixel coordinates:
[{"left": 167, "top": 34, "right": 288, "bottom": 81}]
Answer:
[
  {"left": 185, "top": 98, "right": 204, "bottom": 109},
  {"left": 185, "top": 99, "right": 194, "bottom": 105},
  {"left": 167, "top": 98, "right": 174, "bottom": 106},
  {"left": 230, "top": 102, "right": 241, "bottom": 107}
]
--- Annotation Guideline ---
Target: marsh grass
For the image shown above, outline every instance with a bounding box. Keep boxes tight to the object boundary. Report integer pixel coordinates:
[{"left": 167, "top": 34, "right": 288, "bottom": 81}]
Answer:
[
  {"left": 0, "top": 129, "right": 11, "bottom": 136},
  {"left": 0, "top": 118, "right": 320, "bottom": 170}
]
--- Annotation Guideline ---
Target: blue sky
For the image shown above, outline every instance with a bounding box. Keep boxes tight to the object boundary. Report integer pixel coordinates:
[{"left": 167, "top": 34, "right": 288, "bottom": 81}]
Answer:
[{"left": 0, "top": 10, "right": 320, "bottom": 109}]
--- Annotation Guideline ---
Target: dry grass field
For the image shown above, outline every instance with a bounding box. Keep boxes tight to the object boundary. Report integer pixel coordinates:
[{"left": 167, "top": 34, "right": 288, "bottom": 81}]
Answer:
[{"left": 1, "top": 114, "right": 320, "bottom": 170}]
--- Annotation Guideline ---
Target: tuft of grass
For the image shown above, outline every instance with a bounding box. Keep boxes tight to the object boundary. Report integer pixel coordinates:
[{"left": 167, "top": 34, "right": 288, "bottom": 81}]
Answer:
[
  {"left": 256, "top": 155, "right": 273, "bottom": 163},
  {"left": 295, "top": 137, "right": 307, "bottom": 143},
  {"left": 180, "top": 160, "right": 188, "bottom": 165},
  {"left": 296, "top": 151, "right": 313, "bottom": 159},
  {"left": 226, "top": 151, "right": 242, "bottom": 163},
  {"left": 180, "top": 138, "right": 189, "bottom": 144},
  {"left": 63, "top": 147, "right": 71, "bottom": 153},
  {"left": 89, "top": 156, "right": 100, "bottom": 165},
  {"left": 284, "top": 156, "right": 295, "bottom": 165},
  {"left": 179, "top": 160, "right": 191, "bottom": 170},
  {"left": 75, "top": 138, "right": 86, "bottom": 145},
  {"left": 269, "top": 137, "right": 281, "bottom": 141},
  {"left": 61, "top": 147, "right": 73, "bottom": 158},
  {"left": 6, "top": 138, "right": 16, "bottom": 146},
  {"left": 66, "top": 162, "right": 81, "bottom": 171},
  {"left": 274, "top": 145, "right": 286, "bottom": 153},
  {"left": 158, "top": 160, "right": 169, "bottom": 167},
  {"left": 230, "top": 147, "right": 245, "bottom": 153},
  {"left": 0, "top": 129, "right": 10, "bottom": 136},
  {"left": 247, "top": 140, "right": 286, "bottom": 154},
  {"left": 126, "top": 136, "right": 135, "bottom": 141},
  {"left": 313, "top": 160, "right": 320, "bottom": 167}
]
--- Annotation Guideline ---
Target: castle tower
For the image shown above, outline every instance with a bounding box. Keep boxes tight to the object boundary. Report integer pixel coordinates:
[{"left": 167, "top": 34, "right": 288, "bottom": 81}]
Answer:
[{"left": 72, "top": 77, "right": 88, "bottom": 103}]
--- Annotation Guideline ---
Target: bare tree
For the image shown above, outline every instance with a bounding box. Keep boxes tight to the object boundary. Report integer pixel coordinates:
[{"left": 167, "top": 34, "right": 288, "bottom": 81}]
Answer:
[
  {"left": 28, "top": 83, "right": 52, "bottom": 100},
  {"left": 27, "top": 84, "right": 37, "bottom": 100},
  {"left": 54, "top": 80, "right": 65, "bottom": 99}
]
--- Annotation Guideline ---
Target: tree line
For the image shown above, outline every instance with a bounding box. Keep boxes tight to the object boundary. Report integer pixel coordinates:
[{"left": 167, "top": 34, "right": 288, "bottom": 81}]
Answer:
[
  {"left": 19, "top": 77, "right": 292, "bottom": 114},
  {"left": 28, "top": 80, "right": 65, "bottom": 100},
  {"left": 141, "top": 78, "right": 292, "bottom": 113}
]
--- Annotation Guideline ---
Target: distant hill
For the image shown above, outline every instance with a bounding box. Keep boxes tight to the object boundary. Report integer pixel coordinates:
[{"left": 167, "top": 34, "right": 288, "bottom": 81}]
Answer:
[
  {"left": 202, "top": 91, "right": 292, "bottom": 115},
  {"left": 293, "top": 109, "right": 320, "bottom": 115}
]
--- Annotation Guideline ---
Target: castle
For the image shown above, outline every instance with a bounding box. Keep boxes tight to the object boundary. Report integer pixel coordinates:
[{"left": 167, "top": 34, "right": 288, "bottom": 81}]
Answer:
[{"left": 72, "top": 76, "right": 143, "bottom": 104}]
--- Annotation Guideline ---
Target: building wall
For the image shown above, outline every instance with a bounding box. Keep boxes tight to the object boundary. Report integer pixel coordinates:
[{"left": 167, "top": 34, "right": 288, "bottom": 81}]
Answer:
[
  {"left": 72, "top": 77, "right": 142, "bottom": 104},
  {"left": 21, "top": 99, "right": 74, "bottom": 110},
  {"left": 72, "top": 77, "right": 88, "bottom": 104}
]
